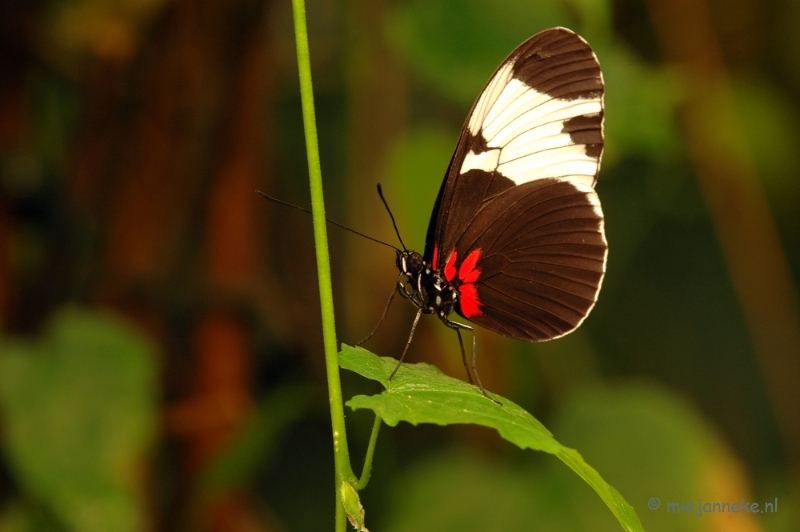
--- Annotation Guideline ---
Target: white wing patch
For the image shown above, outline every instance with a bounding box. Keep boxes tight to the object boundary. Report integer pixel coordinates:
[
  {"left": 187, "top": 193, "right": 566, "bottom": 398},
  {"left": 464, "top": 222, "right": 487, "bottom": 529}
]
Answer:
[
  {"left": 461, "top": 148, "right": 501, "bottom": 173},
  {"left": 468, "top": 62, "right": 514, "bottom": 136},
  {"left": 578, "top": 182, "right": 605, "bottom": 220},
  {"left": 499, "top": 146, "right": 597, "bottom": 187},
  {"left": 459, "top": 74, "right": 603, "bottom": 188},
  {"left": 570, "top": 182, "right": 608, "bottom": 272},
  {"left": 488, "top": 99, "right": 601, "bottom": 147},
  {"left": 482, "top": 79, "right": 547, "bottom": 140}
]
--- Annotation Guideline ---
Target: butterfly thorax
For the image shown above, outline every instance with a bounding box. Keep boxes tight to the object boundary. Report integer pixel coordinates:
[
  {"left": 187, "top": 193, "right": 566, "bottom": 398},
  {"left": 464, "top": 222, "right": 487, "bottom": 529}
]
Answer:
[{"left": 396, "top": 250, "right": 458, "bottom": 320}]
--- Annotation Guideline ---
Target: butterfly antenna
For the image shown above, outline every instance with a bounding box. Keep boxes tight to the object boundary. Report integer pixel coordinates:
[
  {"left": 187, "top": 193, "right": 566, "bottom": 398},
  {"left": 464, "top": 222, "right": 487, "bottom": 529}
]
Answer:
[
  {"left": 376, "top": 184, "right": 407, "bottom": 251},
  {"left": 256, "top": 190, "right": 399, "bottom": 251}
]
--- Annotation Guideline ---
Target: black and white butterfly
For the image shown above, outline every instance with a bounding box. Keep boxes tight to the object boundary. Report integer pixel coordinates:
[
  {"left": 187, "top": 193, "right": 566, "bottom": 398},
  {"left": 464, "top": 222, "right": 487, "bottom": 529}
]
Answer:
[{"left": 364, "top": 27, "right": 606, "bottom": 398}]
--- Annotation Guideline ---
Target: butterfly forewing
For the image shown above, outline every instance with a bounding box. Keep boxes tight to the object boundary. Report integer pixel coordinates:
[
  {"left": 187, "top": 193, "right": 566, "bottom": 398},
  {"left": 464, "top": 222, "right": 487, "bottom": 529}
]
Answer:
[{"left": 424, "top": 27, "right": 607, "bottom": 341}]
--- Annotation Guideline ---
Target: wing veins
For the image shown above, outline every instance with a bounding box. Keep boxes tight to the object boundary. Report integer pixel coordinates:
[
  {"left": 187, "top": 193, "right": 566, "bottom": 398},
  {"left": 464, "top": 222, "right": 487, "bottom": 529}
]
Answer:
[
  {"left": 498, "top": 142, "right": 590, "bottom": 167},
  {"left": 463, "top": 181, "right": 586, "bottom": 253},
  {"left": 485, "top": 268, "right": 601, "bottom": 292},
  {"left": 483, "top": 282, "right": 588, "bottom": 322},
  {"left": 483, "top": 91, "right": 600, "bottom": 143},
  {"left": 500, "top": 214, "right": 603, "bottom": 244},
  {"left": 478, "top": 308, "right": 554, "bottom": 338},
  {"left": 483, "top": 198, "right": 601, "bottom": 252}
]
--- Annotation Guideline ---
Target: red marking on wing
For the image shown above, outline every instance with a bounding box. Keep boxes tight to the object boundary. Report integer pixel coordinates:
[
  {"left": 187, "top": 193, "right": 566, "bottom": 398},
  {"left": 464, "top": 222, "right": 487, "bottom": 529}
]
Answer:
[
  {"left": 456, "top": 248, "right": 483, "bottom": 317},
  {"left": 444, "top": 250, "right": 457, "bottom": 282},
  {"left": 432, "top": 243, "right": 439, "bottom": 270},
  {"left": 458, "top": 283, "right": 482, "bottom": 317},
  {"left": 458, "top": 248, "right": 482, "bottom": 283}
]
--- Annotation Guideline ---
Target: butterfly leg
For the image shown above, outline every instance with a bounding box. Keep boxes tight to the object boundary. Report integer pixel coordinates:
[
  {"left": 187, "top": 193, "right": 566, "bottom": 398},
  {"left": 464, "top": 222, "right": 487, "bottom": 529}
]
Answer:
[
  {"left": 390, "top": 308, "right": 423, "bottom": 381},
  {"left": 356, "top": 273, "right": 402, "bottom": 346},
  {"left": 443, "top": 318, "right": 501, "bottom": 405},
  {"left": 453, "top": 326, "right": 474, "bottom": 385}
]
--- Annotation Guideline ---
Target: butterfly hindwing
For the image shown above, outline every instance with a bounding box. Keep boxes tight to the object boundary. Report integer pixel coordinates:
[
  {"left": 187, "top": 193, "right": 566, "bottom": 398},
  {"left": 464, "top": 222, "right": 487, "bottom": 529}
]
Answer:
[{"left": 440, "top": 178, "right": 606, "bottom": 340}]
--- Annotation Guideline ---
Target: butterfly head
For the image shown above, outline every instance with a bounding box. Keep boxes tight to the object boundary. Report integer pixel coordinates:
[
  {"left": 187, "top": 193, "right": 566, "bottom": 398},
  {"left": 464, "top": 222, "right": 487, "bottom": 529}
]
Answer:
[{"left": 396, "top": 250, "right": 425, "bottom": 276}]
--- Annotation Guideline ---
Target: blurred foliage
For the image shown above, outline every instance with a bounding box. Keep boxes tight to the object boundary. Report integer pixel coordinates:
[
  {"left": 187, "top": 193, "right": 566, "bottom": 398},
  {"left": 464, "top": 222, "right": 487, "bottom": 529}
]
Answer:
[
  {"left": 552, "top": 383, "right": 739, "bottom": 532},
  {"left": 733, "top": 74, "right": 800, "bottom": 206},
  {"left": 380, "top": 382, "right": 760, "bottom": 532},
  {"left": 188, "top": 384, "right": 311, "bottom": 520},
  {"left": 1, "top": 0, "right": 799, "bottom": 529},
  {"left": 0, "top": 308, "right": 157, "bottom": 532},
  {"left": 386, "top": 0, "right": 569, "bottom": 104},
  {"left": 42, "top": 0, "right": 166, "bottom": 66},
  {"left": 380, "top": 125, "right": 455, "bottom": 251}
]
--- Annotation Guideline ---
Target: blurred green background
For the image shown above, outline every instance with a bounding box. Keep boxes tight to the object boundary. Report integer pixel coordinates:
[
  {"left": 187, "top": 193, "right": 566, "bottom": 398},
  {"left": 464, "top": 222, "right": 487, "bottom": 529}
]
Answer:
[{"left": 1, "top": 0, "right": 799, "bottom": 530}]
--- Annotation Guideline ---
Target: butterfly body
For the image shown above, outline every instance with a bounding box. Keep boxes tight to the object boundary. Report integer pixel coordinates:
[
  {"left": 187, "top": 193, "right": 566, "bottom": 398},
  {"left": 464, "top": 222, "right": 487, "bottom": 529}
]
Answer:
[{"left": 396, "top": 250, "right": 457, "bottom": 323}]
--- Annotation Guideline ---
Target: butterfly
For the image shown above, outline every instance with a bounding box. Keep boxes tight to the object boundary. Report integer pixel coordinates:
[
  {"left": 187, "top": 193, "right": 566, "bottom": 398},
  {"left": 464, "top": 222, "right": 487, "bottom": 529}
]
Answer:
[{"left": 363, "top": 27, "right": 606, "bottom": 399}]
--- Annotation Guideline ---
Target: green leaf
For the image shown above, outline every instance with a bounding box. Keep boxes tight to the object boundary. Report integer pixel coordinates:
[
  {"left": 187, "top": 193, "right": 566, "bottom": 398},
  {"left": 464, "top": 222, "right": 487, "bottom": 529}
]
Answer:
[
  {"left": 339, "top": 345, "right": 645, "bottom": 532},
  {"left": 0, "top": 307, "right": 157, "bottom": 532}
]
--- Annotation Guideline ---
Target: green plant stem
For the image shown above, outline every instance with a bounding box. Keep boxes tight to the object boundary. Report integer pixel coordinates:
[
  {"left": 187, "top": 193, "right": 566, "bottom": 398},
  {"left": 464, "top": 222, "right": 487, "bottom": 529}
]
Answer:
[
  {"left": 290, "top": 0, "right": 354, "bottom": 529},
  {"left": 354, "top": 415, "right": 382, "bottom": 490}
]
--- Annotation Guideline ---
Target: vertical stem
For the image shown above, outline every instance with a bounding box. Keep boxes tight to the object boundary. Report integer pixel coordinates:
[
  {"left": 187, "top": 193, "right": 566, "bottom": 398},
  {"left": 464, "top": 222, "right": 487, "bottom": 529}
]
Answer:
[{"left": 290, "top": 0, "right": 354, "bottom": 529}]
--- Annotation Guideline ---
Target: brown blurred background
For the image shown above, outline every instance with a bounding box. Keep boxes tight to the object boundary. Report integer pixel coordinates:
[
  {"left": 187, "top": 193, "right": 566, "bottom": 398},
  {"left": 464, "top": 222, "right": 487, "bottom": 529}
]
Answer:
[{"left": 0, "top": 0, "right": 799, "bottom": 530}]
